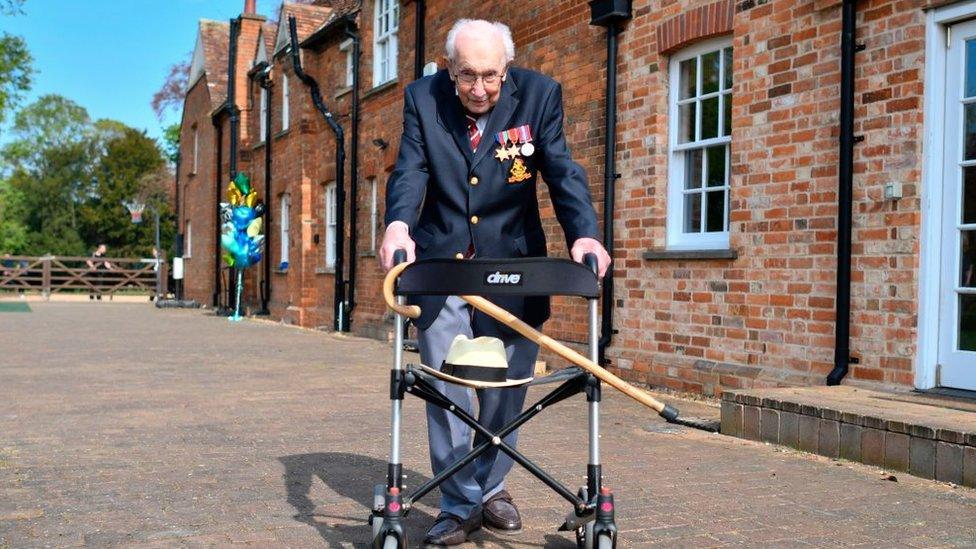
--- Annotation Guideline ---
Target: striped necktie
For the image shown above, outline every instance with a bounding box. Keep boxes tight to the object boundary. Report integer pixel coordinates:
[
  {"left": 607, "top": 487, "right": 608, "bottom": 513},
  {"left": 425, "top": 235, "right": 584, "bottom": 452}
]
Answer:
[{"left": 466, "top": 115, "right": 481, "bottom": 151}]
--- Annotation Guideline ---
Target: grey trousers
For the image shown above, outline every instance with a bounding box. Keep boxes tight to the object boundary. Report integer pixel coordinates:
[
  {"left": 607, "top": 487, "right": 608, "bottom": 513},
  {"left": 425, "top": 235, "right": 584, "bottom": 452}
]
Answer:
[{"left": 418, "top": 296, "right": 540, "bottom": 519}]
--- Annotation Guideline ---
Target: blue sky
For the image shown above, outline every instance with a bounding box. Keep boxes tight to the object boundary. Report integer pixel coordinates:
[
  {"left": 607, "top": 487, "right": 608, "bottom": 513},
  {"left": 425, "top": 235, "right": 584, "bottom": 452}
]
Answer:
[{"left": 1, "top": 0, "right": 283, "bottom": 144}]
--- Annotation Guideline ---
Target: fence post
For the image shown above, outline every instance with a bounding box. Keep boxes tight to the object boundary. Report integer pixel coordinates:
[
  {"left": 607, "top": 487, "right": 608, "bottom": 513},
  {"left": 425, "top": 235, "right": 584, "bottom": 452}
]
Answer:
[{"left": 42, "top": 257, "right": 51, "bottom": 300}]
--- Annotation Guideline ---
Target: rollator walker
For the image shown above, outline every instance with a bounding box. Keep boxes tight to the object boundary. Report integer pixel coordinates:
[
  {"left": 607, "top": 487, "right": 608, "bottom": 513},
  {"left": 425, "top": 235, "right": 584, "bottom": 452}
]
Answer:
[{"left": 371, "top": 251, "right": 679, "bottom": 548}]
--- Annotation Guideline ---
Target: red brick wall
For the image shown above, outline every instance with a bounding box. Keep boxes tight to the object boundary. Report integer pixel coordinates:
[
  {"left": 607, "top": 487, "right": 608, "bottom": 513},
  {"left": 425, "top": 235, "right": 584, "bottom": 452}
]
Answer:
[
  {"left": 179, "top": 78, "right": 219, "bottom": 306},
  {"left": 183, "top": 0, "right": 930, "bottom": 395}
]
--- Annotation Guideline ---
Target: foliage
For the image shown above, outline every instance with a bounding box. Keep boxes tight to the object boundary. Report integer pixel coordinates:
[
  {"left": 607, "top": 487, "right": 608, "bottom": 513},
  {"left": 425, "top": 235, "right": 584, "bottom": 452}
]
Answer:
[
  {"left": 161, "top": 122, "right": 180, "bottom": 165},
  {"left": 0, "top": 0, "right": 32, "bottom": 128},
  {"left": 151, "top": 54, "right": 190, "bottom": 121},
  {"left": 0, "top": 95, "right": 174, "bottom": 258}
]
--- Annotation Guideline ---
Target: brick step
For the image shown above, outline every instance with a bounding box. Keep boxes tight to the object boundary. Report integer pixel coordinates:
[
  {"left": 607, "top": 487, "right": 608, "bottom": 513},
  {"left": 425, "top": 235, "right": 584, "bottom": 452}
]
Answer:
[{"left": 721, "top": 386, "right": 976, "bottom": 487}]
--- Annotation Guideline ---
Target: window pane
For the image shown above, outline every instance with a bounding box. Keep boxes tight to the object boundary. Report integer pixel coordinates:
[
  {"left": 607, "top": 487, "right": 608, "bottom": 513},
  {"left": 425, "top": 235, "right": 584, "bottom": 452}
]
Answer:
[
  {"left": 966, "top": 104, "right": 976, "bottom": 160},
  {"left": 679, "top": 58, "right": 696, "bottom": 99},
  {"left": 960, "top": 294, "right": 976, "bottom": 351},
  {"left": 962, "top": 231, "right": 976, "bottom": 288},
  {"left": 705, "top": 190, "right": 726, "bottom": 232},
  {"left": 722, "top": 92, "right": 732, "bottom": 137},
  {"left": 723, "top": 47, "right": 733, "bottom": 90},
  {"left": 701, "top": 96, "right": 719, "bottom": 140},
  {"left": 702, "top": 50, "right": 720, "bottom": 94},
  {"left": 706, "top": 145, "right": 726, "bottom": 187},
  {"left": 684, "top": 193, "right": 702, "bottom": 233},
  {"left": 966, "top": 166, "right": 976, "bottom": 224},
  {"left": 679, "top": 102, "right": 696, "bottom": 143},
  {"left": 685, "top": 148, "right": 703, "bottom": 189}
]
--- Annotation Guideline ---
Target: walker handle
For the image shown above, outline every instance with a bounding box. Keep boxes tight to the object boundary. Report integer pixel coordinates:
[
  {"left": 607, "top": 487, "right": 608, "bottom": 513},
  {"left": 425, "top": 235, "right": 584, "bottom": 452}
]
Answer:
[
  {"left": 583, "top": 253, "right": 598, "bottom": 275},
  {"left": 384, "top": 250, "right": 421, "bottom": 319},
  {"left": 393, "top": 249, "right": 407, "bottom": 266}
]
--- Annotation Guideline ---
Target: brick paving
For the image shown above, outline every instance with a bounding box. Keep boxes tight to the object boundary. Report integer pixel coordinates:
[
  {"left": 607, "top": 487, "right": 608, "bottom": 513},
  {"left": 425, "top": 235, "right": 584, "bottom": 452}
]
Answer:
[{"left": 2, "top": 303, "right": 976, "bottom": 547}]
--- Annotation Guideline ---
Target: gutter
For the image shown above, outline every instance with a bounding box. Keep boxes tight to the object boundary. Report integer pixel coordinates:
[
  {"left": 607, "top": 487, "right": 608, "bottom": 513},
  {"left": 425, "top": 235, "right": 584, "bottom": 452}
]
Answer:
[
  {"left": 413, "top": 0, "right": 426, "bottom": 80},
  {"left": 827, "top": 0, "right": 859, "bottom": 385},
  {"left": 344, "top": 21, "right": 361, "bottom": 329},
  {"left": 289, "top": 15, "right": 348, "bottom": 332},
  {"left": 589, "top": 2, "right": 631, "bottom": 364},
  {"left": 254, "top": 62, "right": 273, "bottom": 315}
]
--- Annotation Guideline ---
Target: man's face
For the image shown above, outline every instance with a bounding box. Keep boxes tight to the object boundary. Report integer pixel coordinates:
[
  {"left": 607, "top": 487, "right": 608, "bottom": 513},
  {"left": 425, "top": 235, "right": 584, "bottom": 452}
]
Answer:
[
  {"left": 97, "top": 245, "right": 106, "bottom": 254},
  {"left": 450, "top": 32, "right": 507, "bottom": 115}
]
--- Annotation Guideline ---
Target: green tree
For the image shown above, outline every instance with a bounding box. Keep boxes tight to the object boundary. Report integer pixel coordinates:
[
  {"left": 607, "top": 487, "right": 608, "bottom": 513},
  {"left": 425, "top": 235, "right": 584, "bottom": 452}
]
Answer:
[
  {"left": 79, "top": 127, "right": 172, "bottom": 257},
  {"left": 2, "top": 95, "right": 93, "bottom": 255},
  {"left": 0, "top": 0, "right": 33, "bottom": 128},
  {"left": 161, "top": 122, "right": 180, "bottom": 165},
  {"left": 0, "top": 179, "right": 28, "bottom": 253}
]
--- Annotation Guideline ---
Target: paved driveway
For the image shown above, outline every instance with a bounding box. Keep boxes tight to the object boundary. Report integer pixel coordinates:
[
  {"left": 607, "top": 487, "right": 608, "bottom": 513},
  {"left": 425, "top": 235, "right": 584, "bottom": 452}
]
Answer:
[{"left": 2, "top": 302, "right": 976, "bottom": 547}]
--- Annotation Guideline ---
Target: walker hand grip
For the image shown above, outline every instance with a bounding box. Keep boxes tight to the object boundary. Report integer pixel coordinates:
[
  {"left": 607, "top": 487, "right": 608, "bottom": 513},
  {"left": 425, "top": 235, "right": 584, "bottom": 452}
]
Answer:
[
  {"left": 583, "top": 253, "right": 598, "bottom": 275},
  {"left": 393, "top": 249, "right": 407, "bottom": 266},
  {"left": 383, "top": 260, "right": 421, "bottom": 319}
]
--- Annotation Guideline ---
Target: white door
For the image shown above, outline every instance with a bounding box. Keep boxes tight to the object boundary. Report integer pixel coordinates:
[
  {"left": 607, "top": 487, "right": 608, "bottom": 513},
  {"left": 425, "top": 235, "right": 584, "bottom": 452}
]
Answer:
[{"left": 940, "top": 19, "right": 976, "bottom": 390}]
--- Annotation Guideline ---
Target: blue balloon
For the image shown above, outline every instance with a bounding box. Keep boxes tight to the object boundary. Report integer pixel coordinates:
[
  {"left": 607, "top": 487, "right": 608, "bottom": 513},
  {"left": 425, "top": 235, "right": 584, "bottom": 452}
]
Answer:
[
  {"left": 232, "top": 206, "right": 256, "bottom": 230},
  {"left": 221, "top": 232, "right": 244, "bottom": 256}
]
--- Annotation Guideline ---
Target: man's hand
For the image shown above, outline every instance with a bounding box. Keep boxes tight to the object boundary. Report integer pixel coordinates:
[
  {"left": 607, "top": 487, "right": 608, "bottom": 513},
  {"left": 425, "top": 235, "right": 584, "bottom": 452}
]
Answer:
[
  {"left": 379, "top": 221, "right": 416, "bottom": 272},
  {"left": 571, "top": 237, "right": 611, "bottom": 278}
]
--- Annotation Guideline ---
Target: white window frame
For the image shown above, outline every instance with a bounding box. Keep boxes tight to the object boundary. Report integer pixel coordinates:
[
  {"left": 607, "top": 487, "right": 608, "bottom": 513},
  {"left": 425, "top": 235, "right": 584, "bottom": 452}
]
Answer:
[
  {"left": 667, "top": 36, "right": 733, "bottom": 250},
  {"left": 279, "top": 193, "right": 290, "bottom": 268},
  {"left": 185, "top": 220, "right": 192, "bottom": 258},
  {"left": 259, "top": 87, "right": 268, "bottom": 141},
  {"left": 340, "top": 38, "right": 354, "bottom": 88},
  {"left": 369, "top": 177, "right": 378, "bottom": 252},
  {"left": 372, "top": 0, "right": 399, "bottom": 87},
  {"left": 192, "top": 127, "right": 199, "bottom": 174},
  {"left": 281, "top": 74, "right": 290, "bottom": 132},
  {"left": 325, "top": 183, "right": 337, "bottom": 269},
  {"left": 919, "top": 0, "right": 976, "bottom": 389}
]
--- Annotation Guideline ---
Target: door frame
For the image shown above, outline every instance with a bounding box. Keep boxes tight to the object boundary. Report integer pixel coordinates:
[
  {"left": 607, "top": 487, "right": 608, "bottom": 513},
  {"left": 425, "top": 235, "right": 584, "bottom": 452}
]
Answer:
[{"left": 919, "top": 1, "right": 976, "bottom": 389}]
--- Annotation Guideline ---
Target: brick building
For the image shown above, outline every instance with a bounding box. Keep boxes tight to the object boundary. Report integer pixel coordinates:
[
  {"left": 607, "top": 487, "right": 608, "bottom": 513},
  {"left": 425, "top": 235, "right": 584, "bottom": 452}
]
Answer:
[{"left": 176, "top": 0, "right": 976, "bottom": 397}]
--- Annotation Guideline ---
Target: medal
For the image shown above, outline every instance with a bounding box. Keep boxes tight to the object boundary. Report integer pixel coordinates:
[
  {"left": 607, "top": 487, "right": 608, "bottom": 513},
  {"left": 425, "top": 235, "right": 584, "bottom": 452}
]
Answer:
[
  {"left": 517, "top": 125, "right": 534, "bottom": 156},
  {"left": 494, "top": 132, "right": 511, "bottom": 162},
  {"left": 508, "top": 157, "right": 532, "bottom": 183}
]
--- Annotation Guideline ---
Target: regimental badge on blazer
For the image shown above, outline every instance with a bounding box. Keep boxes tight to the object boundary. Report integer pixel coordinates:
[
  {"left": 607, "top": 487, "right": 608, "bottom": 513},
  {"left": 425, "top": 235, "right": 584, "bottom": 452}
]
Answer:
[{"left": 493, "top": 125, "right": 535, "bottom": 183}]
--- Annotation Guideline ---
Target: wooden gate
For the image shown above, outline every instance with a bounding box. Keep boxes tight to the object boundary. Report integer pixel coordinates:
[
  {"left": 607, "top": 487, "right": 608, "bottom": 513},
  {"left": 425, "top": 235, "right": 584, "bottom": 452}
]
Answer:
[{"left": 0, "top": 255, "right": 167, "bottom": 299}]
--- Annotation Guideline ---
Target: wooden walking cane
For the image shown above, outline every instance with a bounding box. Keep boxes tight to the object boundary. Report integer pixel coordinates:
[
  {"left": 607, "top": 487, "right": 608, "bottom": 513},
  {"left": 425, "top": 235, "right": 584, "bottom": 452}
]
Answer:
[{"left": 383, "top": 262, "right": 679, "bottom": 421}]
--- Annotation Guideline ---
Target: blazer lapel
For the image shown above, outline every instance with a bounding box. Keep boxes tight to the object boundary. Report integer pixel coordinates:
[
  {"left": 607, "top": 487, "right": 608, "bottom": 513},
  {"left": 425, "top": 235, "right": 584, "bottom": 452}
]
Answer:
[
  {"left": 472, "top": 75, "right": 520, "bottom": 170},
  {"left": 434, "top": 72, "right": 474, "bottom": 163}
]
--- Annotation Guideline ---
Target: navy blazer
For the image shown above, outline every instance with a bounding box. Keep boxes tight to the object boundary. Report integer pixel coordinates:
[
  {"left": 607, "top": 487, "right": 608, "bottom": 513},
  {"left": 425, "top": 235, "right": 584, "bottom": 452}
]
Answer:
[{"left": 385, "top": 67, "right": 600, "bottom": 330}]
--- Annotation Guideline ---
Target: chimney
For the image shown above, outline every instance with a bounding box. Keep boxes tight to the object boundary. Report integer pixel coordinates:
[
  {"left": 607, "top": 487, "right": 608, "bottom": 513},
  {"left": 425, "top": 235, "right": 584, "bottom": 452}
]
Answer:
[{"left": 244, "top": 0, "right": 256, "bottom": 14}]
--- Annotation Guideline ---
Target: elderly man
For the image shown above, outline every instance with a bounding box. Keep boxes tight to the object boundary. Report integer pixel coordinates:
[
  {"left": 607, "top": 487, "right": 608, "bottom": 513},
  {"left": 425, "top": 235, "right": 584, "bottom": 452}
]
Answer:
[{"left": 380, "top": 19, "right": 610, "bottom": 546}]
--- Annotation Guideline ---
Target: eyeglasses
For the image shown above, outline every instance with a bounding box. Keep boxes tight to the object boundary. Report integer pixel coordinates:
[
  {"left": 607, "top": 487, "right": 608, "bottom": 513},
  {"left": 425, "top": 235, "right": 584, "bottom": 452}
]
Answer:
[{"left": 455, "top": 70, "right": 504, "bottom": 86}]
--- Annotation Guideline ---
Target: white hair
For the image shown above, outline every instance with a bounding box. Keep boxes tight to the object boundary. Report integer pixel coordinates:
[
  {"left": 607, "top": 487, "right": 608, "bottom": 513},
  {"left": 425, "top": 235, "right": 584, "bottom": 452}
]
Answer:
[{"left": 445, "top": 19, "right": 515, "bottom": 64}]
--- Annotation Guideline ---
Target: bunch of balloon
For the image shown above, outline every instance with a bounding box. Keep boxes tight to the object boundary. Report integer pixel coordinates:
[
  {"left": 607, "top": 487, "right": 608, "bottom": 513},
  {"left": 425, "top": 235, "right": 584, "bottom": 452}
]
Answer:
[{"left": 220, "top": 172, "right": 266, "bottom": 321}]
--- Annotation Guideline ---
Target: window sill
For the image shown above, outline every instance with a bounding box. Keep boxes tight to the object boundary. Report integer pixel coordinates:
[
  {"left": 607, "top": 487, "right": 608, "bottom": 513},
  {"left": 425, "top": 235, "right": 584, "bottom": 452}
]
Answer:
[
  {"left": 364, "top": 79, "right": 398, "bottom": 99},
  {"left": 274, "top": 269, "right": 289, "bottom": 274},
  {"left": 335, "top": 85, "right": 353, "bottom": 99},
  {"left": 360, "top": 250, "right": 377, "bottom": 258},
  {"left": 274, "top": 129, "right": 290, "bottom": 141},
  {"left": 252, "top": 140, "right": 266, "bottom": 150},
  {"left": 315, "top": 267, "right": 337, "bottom": 275},
  {"left": 642, "top": 248, "right": 738, "bottom": 261}
]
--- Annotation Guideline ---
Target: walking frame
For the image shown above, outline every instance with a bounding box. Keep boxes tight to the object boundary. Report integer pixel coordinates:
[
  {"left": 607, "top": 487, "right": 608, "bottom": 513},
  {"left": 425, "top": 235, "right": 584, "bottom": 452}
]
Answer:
[{"left": 371, "top": 251, "right": 679, "bottom": 548}]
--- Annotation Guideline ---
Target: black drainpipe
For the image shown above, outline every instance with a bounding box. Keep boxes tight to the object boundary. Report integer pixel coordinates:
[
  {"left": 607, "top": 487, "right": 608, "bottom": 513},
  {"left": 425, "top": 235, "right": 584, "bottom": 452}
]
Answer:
[
  {"left": 289, "top": 16, "right": 348, "bottom": 332},
  {"left": 414, "top": 0, "right": 426, "bottom": 80},
  {"left": 256, "top": 63, "right": 273, "bottom": 315},
  {"left": 827, "top": 0, "right": 859, "bottom": 386},
  {"left": 344, "top": 21, "right": 361, "bottom": 331},
  {"left": 589, "top": 1, "right": 630, "bottom": 365},
  {"left": 174, "top": 150, "right": 183, "bottom": 300},
  {"left": 212, "top": 119, "right": 224, "bottom": 308},
  {"left": 225, "top": 18, "right": 241, "bottom": 314}
]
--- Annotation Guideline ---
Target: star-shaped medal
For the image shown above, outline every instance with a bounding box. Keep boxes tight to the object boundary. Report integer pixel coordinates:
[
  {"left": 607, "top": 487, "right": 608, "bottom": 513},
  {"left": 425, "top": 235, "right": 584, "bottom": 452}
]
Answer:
[
  {"left": 494, "top": 145, "right": 512, "bottom": 162},
  {"left": 505, "top": 143, "right": 521, "bottom": 159}
]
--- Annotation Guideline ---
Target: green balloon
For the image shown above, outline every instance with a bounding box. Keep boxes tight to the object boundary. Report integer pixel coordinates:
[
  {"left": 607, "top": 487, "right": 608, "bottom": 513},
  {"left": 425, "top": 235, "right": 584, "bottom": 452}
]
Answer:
[{"left": 233, "top": 171, "right": 251, "bottom": 195}]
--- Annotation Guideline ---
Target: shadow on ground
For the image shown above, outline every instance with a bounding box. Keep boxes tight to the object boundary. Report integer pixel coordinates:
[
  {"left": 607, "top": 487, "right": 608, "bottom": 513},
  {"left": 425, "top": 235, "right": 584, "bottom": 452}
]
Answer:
[{"left": 279, "top": 452, "right": 576, "bottom": 548}]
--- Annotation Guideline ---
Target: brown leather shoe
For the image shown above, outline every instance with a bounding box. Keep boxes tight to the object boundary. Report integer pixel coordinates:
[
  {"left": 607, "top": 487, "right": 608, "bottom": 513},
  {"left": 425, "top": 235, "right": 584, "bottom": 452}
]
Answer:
[
  {"left": 423, "top": 511, "right": 482, "bottom": 546},
  {"left": 483, "top": 490, "right": 522, "bottom": 533}
]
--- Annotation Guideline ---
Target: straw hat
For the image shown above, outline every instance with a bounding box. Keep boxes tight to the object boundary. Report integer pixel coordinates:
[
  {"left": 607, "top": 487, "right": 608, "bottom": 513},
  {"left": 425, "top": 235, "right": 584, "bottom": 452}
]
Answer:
[{"left": 418, "top": 335, "right": 533, "bottom": 388}]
